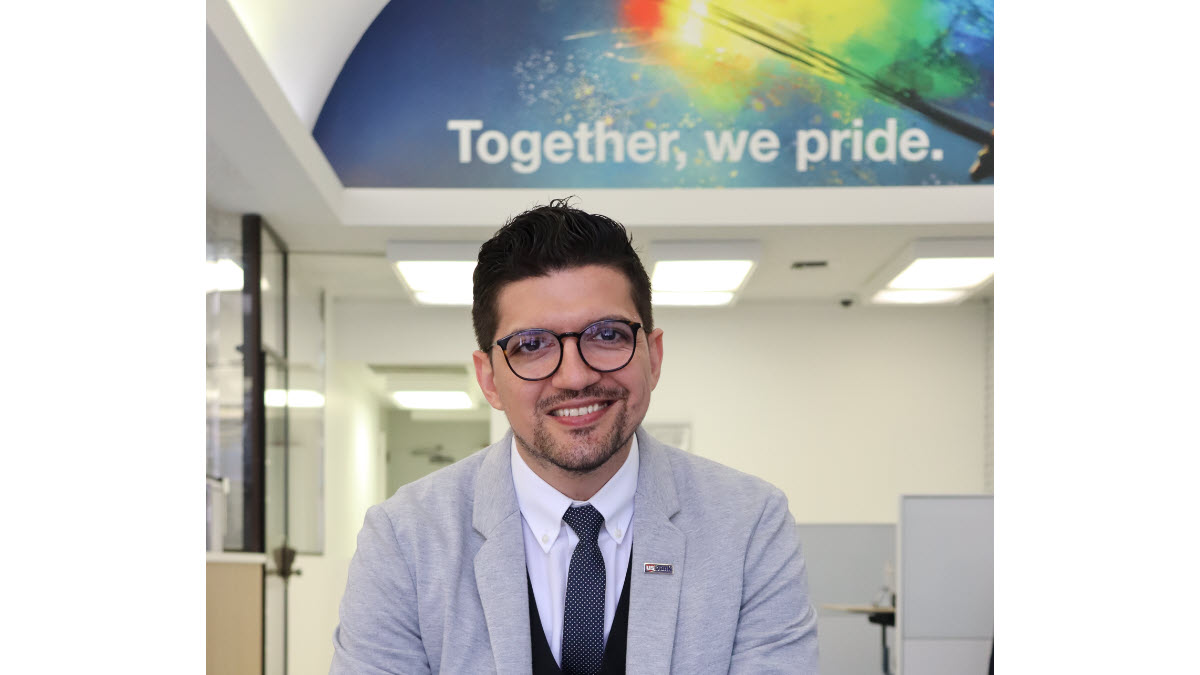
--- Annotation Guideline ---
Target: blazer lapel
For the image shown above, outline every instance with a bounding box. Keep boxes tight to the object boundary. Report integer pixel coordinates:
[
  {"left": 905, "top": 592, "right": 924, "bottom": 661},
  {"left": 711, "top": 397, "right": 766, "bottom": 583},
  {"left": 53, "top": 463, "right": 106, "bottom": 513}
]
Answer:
[
  {"left": 625, "top": 428, "right": 685, "bottom": 673},
  {"left": 473, "top": 433, "right": 532, "bottom": 675}
]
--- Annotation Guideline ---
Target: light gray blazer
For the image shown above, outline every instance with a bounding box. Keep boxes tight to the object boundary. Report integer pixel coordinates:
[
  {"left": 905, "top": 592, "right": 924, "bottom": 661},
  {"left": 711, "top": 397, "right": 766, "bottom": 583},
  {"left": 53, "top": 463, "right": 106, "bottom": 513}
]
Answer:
[{"left": 331, "top": 427, "right": 819, "bottom": 674}]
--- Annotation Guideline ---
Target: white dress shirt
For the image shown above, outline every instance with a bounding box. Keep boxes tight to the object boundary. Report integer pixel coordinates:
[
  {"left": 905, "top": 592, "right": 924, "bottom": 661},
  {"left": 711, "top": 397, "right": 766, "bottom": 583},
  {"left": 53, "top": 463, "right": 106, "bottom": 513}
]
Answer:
[{"left": 510, "top": 436, "right": 638, "bottom": 667}]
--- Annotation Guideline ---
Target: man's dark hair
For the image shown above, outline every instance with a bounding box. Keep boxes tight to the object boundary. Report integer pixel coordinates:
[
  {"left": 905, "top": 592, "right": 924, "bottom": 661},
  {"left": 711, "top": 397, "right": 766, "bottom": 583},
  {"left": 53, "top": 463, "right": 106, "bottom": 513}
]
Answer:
[{"left": 472, "top": 198, "right": 653, "bottom": 351}]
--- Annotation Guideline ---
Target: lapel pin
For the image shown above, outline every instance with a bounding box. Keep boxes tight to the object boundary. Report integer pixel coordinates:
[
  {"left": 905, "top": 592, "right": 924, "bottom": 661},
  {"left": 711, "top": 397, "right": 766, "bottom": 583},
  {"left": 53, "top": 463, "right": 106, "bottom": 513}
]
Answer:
[{"left": 644, "top": 562, "right": 673, "bottom": 574}]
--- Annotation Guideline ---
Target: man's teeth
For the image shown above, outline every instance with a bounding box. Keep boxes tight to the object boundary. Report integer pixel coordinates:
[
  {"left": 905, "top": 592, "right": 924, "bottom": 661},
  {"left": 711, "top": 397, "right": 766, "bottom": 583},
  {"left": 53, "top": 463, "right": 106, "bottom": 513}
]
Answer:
[{"left": 551, "top": 402, "right": 609, "bottom": 417}]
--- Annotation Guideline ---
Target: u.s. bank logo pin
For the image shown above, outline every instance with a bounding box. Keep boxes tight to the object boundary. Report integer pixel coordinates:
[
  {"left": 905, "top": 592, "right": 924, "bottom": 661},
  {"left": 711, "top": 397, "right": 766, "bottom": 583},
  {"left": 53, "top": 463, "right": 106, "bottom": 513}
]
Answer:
[{"left": 644, "top": 562, "right": 673, "bottom": 574}]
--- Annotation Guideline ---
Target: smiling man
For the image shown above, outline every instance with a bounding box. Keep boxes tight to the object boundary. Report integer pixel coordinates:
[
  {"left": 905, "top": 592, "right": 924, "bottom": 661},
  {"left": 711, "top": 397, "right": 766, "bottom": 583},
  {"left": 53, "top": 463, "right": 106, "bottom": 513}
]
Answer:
[{"left": 331, "top": 200, "right": 819, "bottom": 675}]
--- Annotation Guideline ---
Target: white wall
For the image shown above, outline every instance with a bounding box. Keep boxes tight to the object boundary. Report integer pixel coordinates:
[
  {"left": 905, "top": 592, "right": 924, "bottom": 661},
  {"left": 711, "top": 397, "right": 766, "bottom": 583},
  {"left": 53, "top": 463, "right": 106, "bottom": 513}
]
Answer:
[
  {"left": 648, "top": 302, "right": 988, "bottom": 523},
  {"left": 333, "top": 299, "right": 477, "bottom": 366},
  {"left": 333, "top": 297, "right": 989, "bottom": 524},
  {"left": 287, "top": 310, "right": 387, "bottom": 674}
]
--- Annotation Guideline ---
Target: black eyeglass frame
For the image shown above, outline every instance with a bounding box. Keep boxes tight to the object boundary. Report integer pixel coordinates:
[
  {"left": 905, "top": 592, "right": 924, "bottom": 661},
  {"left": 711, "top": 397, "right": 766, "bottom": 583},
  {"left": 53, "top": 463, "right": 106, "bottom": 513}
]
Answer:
[{"left": 493, "top": 319, "right": 644, "bottom": 382}]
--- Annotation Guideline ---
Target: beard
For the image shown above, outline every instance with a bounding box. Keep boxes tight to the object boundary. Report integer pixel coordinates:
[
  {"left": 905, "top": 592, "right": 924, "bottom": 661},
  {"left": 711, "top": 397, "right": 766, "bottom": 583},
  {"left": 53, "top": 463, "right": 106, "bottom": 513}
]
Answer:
[{"left": 515, "top": 384, "right": 635, "bottom": 475}]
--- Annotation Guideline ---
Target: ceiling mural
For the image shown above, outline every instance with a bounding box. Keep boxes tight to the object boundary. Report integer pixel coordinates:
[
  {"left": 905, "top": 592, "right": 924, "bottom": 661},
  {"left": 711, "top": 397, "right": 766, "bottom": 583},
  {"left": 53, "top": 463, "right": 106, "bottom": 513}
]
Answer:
[{"left": 313, "top": 0, "right": 993, "bottom": 189}]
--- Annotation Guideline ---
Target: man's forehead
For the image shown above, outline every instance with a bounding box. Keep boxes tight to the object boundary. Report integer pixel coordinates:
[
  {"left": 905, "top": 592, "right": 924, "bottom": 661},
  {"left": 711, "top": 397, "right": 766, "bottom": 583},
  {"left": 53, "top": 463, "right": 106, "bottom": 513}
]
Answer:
[{"left": 494, "top": 265, "right": 637, "bottom": 332}]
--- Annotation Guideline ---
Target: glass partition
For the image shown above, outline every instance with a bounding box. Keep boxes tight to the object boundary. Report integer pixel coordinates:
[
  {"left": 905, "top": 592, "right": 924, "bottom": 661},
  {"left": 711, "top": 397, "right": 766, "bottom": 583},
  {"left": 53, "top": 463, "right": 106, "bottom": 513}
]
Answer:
[
  {"left": 207, "top": 208, "right": 325, "bottom": 674},
  {"left": 206, "top": 206, "right": 246, "bottom": 551}
]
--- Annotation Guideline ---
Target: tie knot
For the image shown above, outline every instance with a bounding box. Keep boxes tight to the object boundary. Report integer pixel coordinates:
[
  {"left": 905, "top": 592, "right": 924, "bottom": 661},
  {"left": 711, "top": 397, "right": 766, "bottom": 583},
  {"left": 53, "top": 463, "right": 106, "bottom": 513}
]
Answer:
[{"left": 562, "top": 504, "right": 605, "bottom": 542}]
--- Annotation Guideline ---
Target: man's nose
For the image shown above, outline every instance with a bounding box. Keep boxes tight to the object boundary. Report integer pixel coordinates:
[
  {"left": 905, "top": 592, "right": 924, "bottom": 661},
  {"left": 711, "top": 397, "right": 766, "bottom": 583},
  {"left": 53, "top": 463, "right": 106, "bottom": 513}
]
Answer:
[{"left": 551, "top": 339, "right": 602, "bottom": 391}]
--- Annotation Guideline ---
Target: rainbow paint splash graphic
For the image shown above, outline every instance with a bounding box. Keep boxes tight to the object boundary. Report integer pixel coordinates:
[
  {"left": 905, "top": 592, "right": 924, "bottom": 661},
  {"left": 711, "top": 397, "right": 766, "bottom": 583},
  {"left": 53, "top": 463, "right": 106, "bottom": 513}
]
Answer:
[{"left": 314, "top": 0, "right": 994, "bottom": 188}]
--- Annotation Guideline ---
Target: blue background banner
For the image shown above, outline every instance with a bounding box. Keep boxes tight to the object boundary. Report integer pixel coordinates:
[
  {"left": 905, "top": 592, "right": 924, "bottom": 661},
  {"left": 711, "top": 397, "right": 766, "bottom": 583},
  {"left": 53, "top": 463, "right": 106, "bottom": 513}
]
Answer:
[{"left": 313, "top": 0, "right": 994, "bottom": 189}]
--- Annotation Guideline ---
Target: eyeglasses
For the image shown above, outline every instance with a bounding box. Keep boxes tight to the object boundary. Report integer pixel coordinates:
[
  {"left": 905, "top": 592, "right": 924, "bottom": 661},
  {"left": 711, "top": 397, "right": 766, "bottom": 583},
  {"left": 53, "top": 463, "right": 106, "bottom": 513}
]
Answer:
[{"left": 493, "top": 319, "right": 643, "bottom": 381}]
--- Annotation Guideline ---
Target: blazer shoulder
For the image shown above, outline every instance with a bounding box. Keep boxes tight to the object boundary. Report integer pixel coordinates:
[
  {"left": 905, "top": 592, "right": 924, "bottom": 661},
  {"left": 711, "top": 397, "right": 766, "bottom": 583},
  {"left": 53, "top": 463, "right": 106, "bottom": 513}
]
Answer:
[{"left": 649, "top": 441, "right": 788, "bottom": 518}]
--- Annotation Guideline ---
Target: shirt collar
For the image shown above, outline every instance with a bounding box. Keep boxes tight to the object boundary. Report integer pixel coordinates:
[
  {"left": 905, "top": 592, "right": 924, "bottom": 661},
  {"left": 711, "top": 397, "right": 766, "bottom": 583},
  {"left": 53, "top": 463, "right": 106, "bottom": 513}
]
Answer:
[{"left": 510, "top": 435, "right": 639, "bottom": 554}]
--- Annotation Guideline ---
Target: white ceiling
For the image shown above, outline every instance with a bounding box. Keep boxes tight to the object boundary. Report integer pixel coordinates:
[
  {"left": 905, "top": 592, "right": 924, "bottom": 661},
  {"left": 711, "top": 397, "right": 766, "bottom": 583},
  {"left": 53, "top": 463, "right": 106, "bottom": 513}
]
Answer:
[
  {"left": 289, "top": 222, "right": 994, "bottom": 305},
  {"left": 207, "top": 0, "right": 994, "bottom": 305}
]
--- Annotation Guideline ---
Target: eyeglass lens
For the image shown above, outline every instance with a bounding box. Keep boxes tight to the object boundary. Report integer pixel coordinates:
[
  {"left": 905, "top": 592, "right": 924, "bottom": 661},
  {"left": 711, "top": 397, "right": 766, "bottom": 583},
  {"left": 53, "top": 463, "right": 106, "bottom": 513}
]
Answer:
[{"left": 503, "top": 320, "right": 637, "bottom": 380}]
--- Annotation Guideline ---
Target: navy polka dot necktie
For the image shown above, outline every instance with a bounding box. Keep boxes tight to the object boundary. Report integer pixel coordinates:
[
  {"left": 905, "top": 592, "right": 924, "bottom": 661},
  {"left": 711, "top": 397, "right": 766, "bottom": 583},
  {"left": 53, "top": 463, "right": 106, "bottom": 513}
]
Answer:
[{"left": 561, "top": 504, "right": 606, "bottom": 675}]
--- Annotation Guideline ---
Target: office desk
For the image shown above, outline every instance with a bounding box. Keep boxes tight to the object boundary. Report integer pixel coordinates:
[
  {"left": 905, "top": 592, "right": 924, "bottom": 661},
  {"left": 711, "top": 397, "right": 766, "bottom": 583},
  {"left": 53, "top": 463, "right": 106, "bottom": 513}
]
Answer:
[{"left": 821, "top": 604, "right": 896, "bottom": 675}]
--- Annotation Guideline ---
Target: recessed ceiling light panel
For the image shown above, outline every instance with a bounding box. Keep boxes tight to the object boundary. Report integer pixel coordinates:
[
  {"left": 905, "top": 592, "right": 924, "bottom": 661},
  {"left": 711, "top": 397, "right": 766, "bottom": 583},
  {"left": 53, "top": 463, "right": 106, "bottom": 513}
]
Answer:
[
  {"left": 386, "top": 242, "right": 480, "bottom": 306},
  {"left": 206, "top": 258, "right": 244, "bottom": 292},
  {"left": 888, "top": 257, "right": 995, "bottom": 290},
  {"left": 392, "top": 390, "right": 474, "bottom": 410},
  {"left": 649, "top": 240, "right": 760, "bottom": 306},
  {"left": 651, "top": 260, "right": 754, "bottom": 292},
  {"left": 413, "top": 289, "right": 474, "bottom": 306},
  {"left": 652, "top": 291, "right": 735, "bottom": 306},
  {"left": 264, "top": 389, "right": 326, "bottom": 408},
  {"left": 872, "top": 289, "right": 969, "bottom": 305},
  {"left": 862, "top": 237, "right": 993, "bottom": 306},
  {"left": 395, "top": 261, "right": 477, "bottom": 292}
]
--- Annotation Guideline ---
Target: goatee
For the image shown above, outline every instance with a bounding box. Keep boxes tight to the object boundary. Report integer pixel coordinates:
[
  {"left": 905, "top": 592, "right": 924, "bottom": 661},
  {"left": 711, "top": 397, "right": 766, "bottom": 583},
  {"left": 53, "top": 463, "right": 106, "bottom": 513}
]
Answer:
[{"left": 517, "top": 385, "right": 634, "bottom": 475}]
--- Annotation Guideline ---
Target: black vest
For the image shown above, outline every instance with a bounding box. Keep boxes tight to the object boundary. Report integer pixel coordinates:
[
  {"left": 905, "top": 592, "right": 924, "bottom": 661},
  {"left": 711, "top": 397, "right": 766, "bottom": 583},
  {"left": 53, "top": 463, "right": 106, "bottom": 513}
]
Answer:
[{"left": 528, "top": 554, "right": 632, "bottom": 675}]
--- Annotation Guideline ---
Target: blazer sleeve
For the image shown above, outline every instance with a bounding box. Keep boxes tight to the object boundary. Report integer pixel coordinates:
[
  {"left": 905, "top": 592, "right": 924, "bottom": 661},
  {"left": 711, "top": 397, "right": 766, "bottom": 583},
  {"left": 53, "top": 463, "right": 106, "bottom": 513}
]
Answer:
[
  {"left": 330, "top": 504, "right": 432, "bottom": 675},
  {"left": 728, "top": 488, "right": 820, "bottom": 675}
]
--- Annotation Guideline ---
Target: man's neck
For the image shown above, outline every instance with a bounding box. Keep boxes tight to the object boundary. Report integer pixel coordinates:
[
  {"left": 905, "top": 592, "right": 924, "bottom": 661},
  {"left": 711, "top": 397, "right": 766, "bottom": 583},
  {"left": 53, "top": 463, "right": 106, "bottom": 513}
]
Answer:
[{"left": 515, "top": 440, "right": 632, "bottom": 501}]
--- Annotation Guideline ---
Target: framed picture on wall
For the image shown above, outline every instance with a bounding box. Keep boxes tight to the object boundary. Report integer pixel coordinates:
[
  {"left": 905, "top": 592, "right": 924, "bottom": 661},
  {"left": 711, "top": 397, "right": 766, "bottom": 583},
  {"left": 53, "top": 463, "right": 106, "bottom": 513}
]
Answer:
[{"left": 644, "top": 423, "right": 692, "bottom": 452}]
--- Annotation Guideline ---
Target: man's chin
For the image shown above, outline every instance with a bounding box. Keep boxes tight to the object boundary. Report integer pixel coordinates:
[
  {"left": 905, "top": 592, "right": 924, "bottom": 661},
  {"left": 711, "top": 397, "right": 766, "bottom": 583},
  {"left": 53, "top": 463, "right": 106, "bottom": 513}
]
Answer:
[
  {"left": 539, "top": 430, "right": 620, "bottom": 474},
  {"left": 551, "top": 445, "right": 620, "bottom": 474},
  {"left": 522, "top": 420, "right": 631, "bottom": 476}
]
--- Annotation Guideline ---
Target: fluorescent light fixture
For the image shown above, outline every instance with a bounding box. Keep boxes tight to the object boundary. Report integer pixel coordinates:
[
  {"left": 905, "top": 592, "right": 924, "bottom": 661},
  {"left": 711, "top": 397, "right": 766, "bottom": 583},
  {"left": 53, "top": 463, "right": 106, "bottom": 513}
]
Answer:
[
  {"left": 650, "top": 241, "right": 760, "bottom": 306},
  {"left": 393, "top": 261, "right": 475, "bottom": 306},
  {"left": 205, "top": 258, "right": 272, "bottom": 293},
  {"left": 653, "top": 291, "right": 735, "bottom": 306},
  {"left": 888, "top": 257, "right": 995, "bottom": 290},
  {"left": 652, "top": 260, "right": 755, "bottom": 292},
  {"left": 387, "top": 242, "right": 480, "bottom": 306},
  {"left": 206, "top": 258, "right": 243, "bottom": 292},
  {"left": 414, "top": 289, "right": 475, "bottom": 305},
  {"left": 392, "top": 390, "right": 474, "bottom": 410},
  {"left": 264, "top": 389, "right": 326, "bottom": 408},
  {"left": 872, "top": 289, "right": 969, "bottom": 305},
  {"left": 862, "top": 238, "right": 993, "bottom": 306},
  {"left": 396, "top": 261, "right": 476, "bottom": 294}
]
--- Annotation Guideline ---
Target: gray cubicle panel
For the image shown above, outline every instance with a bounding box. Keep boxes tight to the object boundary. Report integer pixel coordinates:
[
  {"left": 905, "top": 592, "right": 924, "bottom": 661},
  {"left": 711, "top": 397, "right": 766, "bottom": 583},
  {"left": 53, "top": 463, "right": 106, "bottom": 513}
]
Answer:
[
  {"left": 795, "top": 524, "right": 895, "bottom": 675},
  {"left": 898, "top": 496, "right": 993, "bottom": 675}
]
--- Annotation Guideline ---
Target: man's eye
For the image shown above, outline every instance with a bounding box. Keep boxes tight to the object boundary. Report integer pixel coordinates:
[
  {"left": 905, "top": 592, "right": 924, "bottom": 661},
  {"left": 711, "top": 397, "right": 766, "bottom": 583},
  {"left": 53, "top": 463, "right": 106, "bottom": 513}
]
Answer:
[
  {"left": 516, "top": 336, "right": 551, "bottom": 352},
  {"left": 588, "top": 325, "right": 630, "bottom": 345}
]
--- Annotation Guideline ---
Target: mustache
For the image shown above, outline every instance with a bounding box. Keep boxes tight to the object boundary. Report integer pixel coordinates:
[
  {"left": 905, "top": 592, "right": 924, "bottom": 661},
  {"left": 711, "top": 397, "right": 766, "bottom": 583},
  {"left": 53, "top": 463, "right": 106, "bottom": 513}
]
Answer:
[{"left": 537, "top": 384, "right": 628, "bottom": 413}]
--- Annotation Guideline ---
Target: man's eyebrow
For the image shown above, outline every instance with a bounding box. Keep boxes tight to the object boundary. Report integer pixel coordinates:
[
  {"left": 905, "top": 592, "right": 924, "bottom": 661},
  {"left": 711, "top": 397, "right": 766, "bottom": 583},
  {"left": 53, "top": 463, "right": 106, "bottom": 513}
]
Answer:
[
  {"left": 501, "top": 316, "right": 637, "bottom": 335},
  {"left": 582, "top": 315, "right": 636, "bottom": 326}
]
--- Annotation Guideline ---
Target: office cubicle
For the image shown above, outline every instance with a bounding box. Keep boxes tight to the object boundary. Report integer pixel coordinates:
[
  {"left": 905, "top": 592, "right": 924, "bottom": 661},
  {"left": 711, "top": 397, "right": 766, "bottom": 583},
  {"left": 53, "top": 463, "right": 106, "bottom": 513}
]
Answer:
[{"left": 897, "top": 495, "right": 993, "bottom": 675}]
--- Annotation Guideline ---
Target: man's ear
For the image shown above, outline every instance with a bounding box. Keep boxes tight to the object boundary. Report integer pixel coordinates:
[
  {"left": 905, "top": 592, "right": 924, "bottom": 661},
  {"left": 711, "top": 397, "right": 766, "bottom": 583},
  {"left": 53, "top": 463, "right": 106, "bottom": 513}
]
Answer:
[
  {"left": 473, "top": 350, "right": 505, "bottom": 410},
  {"left": 646, "top": 327, "right": 664, "bottom": 390}
]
